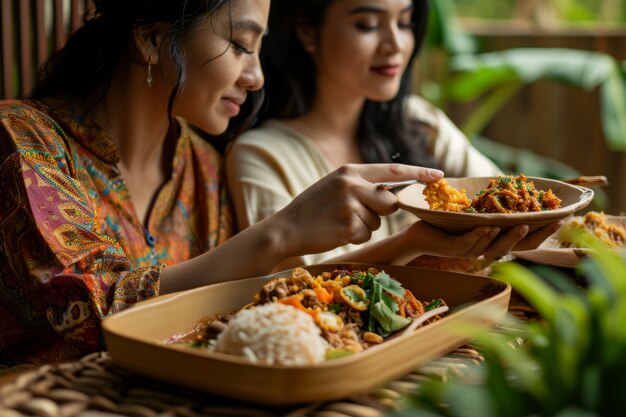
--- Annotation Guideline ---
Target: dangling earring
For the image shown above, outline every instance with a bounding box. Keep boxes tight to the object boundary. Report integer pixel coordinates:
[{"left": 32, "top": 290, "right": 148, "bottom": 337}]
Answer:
[{"left": 146, "top": 57, "right": 154, "bottom": 87}]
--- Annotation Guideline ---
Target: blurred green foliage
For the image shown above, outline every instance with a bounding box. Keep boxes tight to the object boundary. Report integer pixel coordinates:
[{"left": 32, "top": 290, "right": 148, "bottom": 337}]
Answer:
[
  {"left": 419, "top": 0, "right": 626, "bottom": 210},
  {"left": 454, "top": 0, "right": 626, "bottom": 25},
  {"left": 394, "top": 230, "right": 626, "bottom": 416}
]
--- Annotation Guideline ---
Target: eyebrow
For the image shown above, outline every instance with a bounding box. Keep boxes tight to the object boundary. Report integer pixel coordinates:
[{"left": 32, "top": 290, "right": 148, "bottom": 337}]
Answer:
[
  {"left": 349, "top": 3, "right": 414, "bottom": 15},
  {"left": 232, "top": 18, "right": 266, "bottom": 35}
]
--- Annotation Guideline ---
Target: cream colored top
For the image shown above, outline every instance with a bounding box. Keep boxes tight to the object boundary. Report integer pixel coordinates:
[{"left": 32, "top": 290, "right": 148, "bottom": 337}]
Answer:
[{"left": 226, "top": 95, "right": 502, "bottom": 265}]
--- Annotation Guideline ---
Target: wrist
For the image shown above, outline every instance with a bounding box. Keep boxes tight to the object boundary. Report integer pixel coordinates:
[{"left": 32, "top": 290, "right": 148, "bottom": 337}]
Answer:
[{"left": 257, "top": 214, "right": 300, "bottom": 265}]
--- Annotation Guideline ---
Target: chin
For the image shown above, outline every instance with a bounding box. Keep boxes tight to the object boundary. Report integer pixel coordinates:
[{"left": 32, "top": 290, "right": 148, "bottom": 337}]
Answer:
[
  {"left": 367, "top": 91, "right": 400, "bottom": 102},
  {"left": 195, "top": 120, "right": 229, "bottom": 136}
]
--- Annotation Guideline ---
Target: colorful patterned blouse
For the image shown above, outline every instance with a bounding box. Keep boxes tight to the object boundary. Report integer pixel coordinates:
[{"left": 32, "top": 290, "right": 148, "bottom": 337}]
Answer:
[{"left": 0, "top": 99, "right": 233, "bottom": 366}]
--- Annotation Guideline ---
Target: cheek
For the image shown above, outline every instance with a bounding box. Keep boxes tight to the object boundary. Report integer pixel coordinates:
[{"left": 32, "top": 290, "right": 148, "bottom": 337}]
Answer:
[{"left": 403, "top": 35, "right": 416, "bottom": 60}]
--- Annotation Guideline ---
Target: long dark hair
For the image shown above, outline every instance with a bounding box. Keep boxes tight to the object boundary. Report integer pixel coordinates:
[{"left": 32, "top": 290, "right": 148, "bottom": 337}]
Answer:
[
  {"left": 29, "top": 0, "right": 262, "bottom": 142},
  {"left": 258, "top": 0, "right": 437, "bottom": 167}
]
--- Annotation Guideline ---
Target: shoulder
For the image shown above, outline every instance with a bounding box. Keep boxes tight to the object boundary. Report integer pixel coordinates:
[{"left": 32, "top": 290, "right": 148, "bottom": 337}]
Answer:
[
  {"left": 233, "top": 120, "right": 302, "bottom": 149},
  {"left": 0, "top": 99, "right": 72, "bottom": 158},
  {"left": 229, "top": 120, "right": 314, "bottom": 163},
  {"left": 0, "top": 99, "right": 62, "bottom": 130}
]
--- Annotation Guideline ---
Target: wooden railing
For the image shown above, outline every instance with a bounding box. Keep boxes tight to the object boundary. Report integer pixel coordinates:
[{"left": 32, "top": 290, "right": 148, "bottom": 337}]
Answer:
[{"left": 0, "top": 0, "right": 94, "bottom": 99}]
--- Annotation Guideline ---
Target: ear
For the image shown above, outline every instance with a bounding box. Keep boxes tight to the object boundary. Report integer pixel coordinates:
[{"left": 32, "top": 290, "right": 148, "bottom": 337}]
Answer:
[
  {"left": 296, "top": 23, "right": 318, "bottom": 54},
  {"left": 132, "top": 23, "right": 168, "bottom": 65}
]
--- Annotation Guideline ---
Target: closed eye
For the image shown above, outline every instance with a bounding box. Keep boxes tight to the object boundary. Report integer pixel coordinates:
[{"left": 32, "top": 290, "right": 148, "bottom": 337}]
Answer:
[{"left": 232, "top": 41, "right": 254, "bottom": 55}]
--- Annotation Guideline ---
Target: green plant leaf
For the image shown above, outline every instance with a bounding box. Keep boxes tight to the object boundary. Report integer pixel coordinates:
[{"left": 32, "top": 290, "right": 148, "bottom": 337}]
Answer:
[
  {"left": 492, "top": 262, "right": 558, "bottom": 322},
  {"left": 427, "top": 0, "right": 476, "bottom": 54},
  {"left": 600, "top": 62, "right": 626, "bottom": 151},
  {"left": 452, "top": 49, "right": 614, "bottom": 89}
]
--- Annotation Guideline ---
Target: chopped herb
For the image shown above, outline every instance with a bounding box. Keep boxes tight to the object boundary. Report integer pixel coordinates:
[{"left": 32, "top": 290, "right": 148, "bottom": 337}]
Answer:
[
  {"left": 329, "top": 303, "right": 342, "bottom": 314},
  {"left": 350, "top": 271, "right": 363, "bottom": 284},
  {"left": 425, "top": 298, "right": 443, "bottom": 311}
]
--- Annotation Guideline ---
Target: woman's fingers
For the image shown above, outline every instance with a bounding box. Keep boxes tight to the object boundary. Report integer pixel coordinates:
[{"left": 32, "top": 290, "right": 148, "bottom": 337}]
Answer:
[
  {"left": 482, "top": 225, "right": 529, "bottom": 262},
  {"left": 512, "top": 221, "right": 563, "bottom": 251},
  {"left": 460, "top": 227, "right": 502, "bottom": 257},
  {"left": 357, "top": 163, "right": 444, "bottom": 185},
  {"left": 481, "top": 221, "right": 562, "bottom": 262},
  {"left": 338, "top": 164, "right": 443, "bottom": 216}
]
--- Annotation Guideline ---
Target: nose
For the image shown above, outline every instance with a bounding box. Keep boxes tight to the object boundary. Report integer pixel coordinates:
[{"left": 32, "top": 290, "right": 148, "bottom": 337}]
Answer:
[
  {"left": 379, "top": 24, "right": 408, "bottom": 55},
  {"left": 238, "top": 55, "right": 264, "bottom": 92}
]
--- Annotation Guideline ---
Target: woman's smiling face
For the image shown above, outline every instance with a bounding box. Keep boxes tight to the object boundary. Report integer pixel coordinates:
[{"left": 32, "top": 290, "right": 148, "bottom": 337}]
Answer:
[
  {"left": 307, "top": 0, "right": 416, "bottom": 103},
  {"left": 171, "top": 0, "right": 269, "bottom": 135}
]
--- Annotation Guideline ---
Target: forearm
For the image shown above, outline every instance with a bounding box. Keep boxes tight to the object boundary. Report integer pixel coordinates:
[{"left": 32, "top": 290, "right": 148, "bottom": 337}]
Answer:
[
  {"left": 160, "top": 216, "right": 294, "bottom": 294},
  {"left": 324, "top": 226, "right": 424, "bottom": 266}
]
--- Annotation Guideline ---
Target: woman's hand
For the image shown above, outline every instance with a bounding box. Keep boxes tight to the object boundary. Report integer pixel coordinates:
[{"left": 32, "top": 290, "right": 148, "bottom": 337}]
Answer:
[
  {"left": 271, "top": 163, "right": 444, "bottom": 257},
  {"left": 406, "top": 220, "right": 563, "bottom": 263}
]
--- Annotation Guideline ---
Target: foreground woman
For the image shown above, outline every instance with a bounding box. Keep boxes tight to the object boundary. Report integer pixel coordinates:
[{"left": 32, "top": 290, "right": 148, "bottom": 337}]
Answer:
[{"left": 0, "top": 0, "right": 551, "bottom": 366}]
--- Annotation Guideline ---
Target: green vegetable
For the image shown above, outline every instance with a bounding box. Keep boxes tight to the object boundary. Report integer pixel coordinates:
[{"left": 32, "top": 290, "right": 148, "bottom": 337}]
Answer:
[
  {"left": 325, "top": 349, "right": 355, "bottom": 360},
  {"left": 329, "top": 303, "right": 342, "bottom": 314},
  {"left": 370, "top": 301, "right": 411, "bottom": 333},
  {"left": 343, "top": 286, "right": 366, "bottom": 303},
  {"left": 425, "top": 298, "right": 444, "bottom": 311},
  {"left": 366, "top": 271, "right": 406, "bottom": 333}
]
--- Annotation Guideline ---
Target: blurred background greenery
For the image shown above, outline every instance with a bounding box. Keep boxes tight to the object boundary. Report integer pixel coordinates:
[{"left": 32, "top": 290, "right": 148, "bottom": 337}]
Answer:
[
  {"left": 416, "top": 0, "right": 626, "bottom": 214},
  {"left": 453, "top": 0, "right": 626, "bottom": 26}
]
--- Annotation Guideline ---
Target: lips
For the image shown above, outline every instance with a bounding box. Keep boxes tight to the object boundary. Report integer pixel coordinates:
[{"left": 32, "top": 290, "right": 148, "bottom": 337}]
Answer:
[
  {"left": 222, "top": 96, "right": 245, "bottom": 116},
  {"left": 371, "top": 65, "right": 401, "bottom": 77}
]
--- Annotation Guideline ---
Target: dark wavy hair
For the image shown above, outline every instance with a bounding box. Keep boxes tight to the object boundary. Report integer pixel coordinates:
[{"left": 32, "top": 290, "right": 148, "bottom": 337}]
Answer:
[
  {"left": 258, "top": 0, "right": 437, "bottom": 168},
  {"left": 29, "top": 0, "right": 262, "bottom": 142}
]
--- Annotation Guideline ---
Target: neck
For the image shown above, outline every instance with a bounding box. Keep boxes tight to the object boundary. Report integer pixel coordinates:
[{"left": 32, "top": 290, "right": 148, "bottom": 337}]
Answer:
[
  {"left": 282, "top": 82, "right": 367, "bottom": 168},
  {"left": 291, "top": 83, "right": 365, "bottom": 145},
  {"left": 91, "top": 63, "right": 172, "bottom": 173}
]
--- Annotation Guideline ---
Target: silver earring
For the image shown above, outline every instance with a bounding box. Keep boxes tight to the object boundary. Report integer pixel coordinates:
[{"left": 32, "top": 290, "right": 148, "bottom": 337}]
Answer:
[{"left": 146, "top": 57, "right": 153, "bottom": 87}]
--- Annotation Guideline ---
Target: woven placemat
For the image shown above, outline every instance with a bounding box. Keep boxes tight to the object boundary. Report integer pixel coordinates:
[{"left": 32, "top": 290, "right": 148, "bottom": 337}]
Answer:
[{"left": 0, "top": 301, "right": 532, "bottom": 417}]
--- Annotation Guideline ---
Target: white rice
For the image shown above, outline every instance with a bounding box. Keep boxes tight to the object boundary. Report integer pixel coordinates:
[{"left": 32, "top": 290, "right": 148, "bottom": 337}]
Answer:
[{"left": 211, "top": 303, "right": 328, "bottom": 366}]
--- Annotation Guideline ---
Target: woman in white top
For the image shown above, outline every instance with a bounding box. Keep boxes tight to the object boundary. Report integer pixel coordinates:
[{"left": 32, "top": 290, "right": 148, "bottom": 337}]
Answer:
[{"left": 227, "top": 0, "right": 559, "bottom": 269}]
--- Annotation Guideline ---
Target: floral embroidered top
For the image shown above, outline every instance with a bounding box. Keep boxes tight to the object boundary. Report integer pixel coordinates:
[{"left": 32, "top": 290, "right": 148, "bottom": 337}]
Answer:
[{"left": 0, "top": 98, "right": 233, "bottom": 366}]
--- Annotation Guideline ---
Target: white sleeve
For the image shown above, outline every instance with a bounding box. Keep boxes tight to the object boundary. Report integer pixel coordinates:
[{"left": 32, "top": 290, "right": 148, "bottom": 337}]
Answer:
[{"left": 407, "top": 96, "right": 503, "bottom": 177}]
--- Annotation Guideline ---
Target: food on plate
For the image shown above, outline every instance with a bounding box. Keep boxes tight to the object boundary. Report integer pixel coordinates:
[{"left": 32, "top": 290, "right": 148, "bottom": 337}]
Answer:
[
  {"left": 170, "top": 267, "right": 448, "bottom": 365},
  {"left": 422, "top": 178, "right": 471, "bottom": 212},
  {"left": 213, "top": 303, "right": 327, "bottom": 366},
  {"left": 558, "top": 211, "right": 626, "bottom": 249},
  {"left": 424, "top": 174, "right": 562, "bottom": 213}
]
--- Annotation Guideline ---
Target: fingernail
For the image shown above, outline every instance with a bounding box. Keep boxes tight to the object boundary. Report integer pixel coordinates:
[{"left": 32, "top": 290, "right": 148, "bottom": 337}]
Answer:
[
  {"left": 518, "top": 225, "right": 529, "bottom": 236},
  {"left": 490, "top": 227, "right": 500, "bottom": 237},
  {"left": 427, "top": 169, "right": 444, "bottom": 180},
  {"left": 553, "top": 221, "right": 564, "bottom": 231}
]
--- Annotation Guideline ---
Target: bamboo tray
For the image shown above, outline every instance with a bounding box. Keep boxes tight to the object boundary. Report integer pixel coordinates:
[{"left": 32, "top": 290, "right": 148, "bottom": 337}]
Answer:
[{"left": 102, "top": 264, "right": 511, "bottom": 405}]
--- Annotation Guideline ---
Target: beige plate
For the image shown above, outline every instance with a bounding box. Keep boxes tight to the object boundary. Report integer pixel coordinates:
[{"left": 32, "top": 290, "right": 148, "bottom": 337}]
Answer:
[
  {"left": 513, "top": 214, "right": 626, "bottom": 268},
  {"left": 103, "top": 264, "right": 510, "bottom": 405},
  {"left": 397, "top": 177, "right": 594, "bottom": 234}
]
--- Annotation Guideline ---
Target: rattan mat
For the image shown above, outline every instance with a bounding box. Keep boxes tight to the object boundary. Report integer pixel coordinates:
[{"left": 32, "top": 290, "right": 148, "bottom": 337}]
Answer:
[{"left": 0, "top": 300, "right": 535, "bottom": 417}]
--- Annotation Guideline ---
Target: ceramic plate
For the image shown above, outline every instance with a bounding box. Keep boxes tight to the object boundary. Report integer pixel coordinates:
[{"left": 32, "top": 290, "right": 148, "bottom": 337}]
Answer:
[
  {"left": 513, "top": 214, "right": 626, "bottom": 268},
  {"left": 102, "top": 264, "right": 510, "bottom": 405},
  {"left": 397, "top": 177, "right": 594, "bottom": 234}
]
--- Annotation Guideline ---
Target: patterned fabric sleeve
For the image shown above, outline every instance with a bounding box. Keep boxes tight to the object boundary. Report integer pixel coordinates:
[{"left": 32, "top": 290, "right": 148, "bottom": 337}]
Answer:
[{"left": 0, "top": 104, "right": 163, "bottom": 364}]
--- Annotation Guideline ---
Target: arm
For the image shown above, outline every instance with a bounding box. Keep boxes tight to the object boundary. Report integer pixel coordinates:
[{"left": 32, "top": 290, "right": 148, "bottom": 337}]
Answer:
[{"left": 164, "top": 162, "right": 448, "bottom": 290}]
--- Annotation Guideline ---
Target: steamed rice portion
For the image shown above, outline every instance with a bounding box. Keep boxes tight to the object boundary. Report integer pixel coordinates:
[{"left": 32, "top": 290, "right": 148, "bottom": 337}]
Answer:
[{"left": 212, "top": 303, "right": 327, "bottom": 366}]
